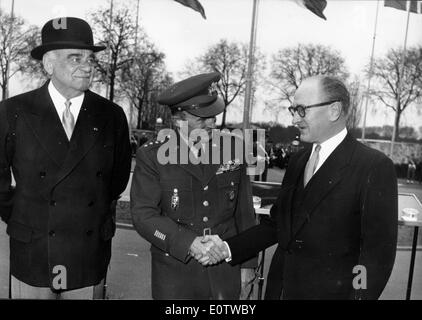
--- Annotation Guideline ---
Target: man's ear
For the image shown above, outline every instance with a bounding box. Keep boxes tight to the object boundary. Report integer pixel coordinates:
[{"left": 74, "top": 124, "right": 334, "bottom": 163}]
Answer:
[
  {"left": 42, "top": 53, "right": 54, "bottom": 76},
  {"left": 329, "top": 102, "right": 342, "bottom": 121}
]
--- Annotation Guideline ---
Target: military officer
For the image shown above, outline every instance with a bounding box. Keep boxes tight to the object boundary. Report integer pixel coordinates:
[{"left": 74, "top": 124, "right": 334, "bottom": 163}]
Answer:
[{"left": 130, "top": 72, "right": 257, "bottom": 300}]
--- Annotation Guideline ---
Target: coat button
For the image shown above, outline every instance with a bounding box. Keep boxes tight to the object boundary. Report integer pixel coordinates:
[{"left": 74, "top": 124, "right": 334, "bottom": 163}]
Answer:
[
  {"left": 86, "top": 230, "right": 93, "bottom": 236},
  {"left": 229, "top": 190, "right": 235, "bottom": 201},
  {"left": 49, "top": 230, "right": 55, "bottom": 237},
  {"left": 96, "top": 171, "right": 103, "bottom": 177},
  {"left": 88, "top": 201, "right": 95, "bottom": 207},
  {"left": 50, "top": 200, "right": 56, "bottom": 206},
  {"left": 203, "top": 217, "right": 209, "bottom": 222},
  {"left": 40, "top": 172, "right": 46, "bottom": 178},
  {"left": 203, "top": 201, "right": 209, "bottom": 207},
  {"left": 203, "top": 185, "right": 209, "bottom": 191}
]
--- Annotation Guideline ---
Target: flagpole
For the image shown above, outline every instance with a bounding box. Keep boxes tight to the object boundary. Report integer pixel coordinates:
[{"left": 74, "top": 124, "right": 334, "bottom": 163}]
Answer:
[
  {"left": 361, "top": 0, "right": 380, "bottom": 142},
  {"left": 4, "top": 0, "right": 14, "bottom": 100},
  {"left": 242, "top": 0, "right": 260, "bottom": 131},
  {"left": 105, "top": 0, "right": 113, "bottom": 100},
  {"left": 389, "top": 0, "right": 411, "bottom": 157}
]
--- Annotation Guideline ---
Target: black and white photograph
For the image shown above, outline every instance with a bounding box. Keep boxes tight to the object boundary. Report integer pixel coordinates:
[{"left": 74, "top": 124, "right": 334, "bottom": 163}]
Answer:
[{"left": 0, "top": 0, "right": 421, "bottom": 307}]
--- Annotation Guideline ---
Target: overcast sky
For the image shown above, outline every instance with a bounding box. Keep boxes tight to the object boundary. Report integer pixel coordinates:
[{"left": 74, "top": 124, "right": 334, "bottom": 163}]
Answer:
[{"left": 2, "top": 0, "right": 422, "bottom": 130}]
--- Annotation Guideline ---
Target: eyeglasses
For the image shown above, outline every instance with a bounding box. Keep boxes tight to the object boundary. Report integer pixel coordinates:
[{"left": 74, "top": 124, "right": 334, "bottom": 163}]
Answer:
[{"left": 288, "top": 100, "right": 339, "bottom": 118}]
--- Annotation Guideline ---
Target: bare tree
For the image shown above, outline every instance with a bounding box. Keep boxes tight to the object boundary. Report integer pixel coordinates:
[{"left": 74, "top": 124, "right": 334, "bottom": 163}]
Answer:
[
  {"left": 368, "top": 47, "right": 422, "bottom": 141},
  {"left": 347, "top": 77, "right": 363, "bottom": 130},
  {"left": 0, "top": 10, "right": 40, "bottom": 99},
  {"left": 120, "top": 41, "right": 173, "bottom": 129},
  {"left": 182, "top": 39, "right": 265, "bottom": 127},
  {"left": 266, "top": 43, "right": 349, "bottom": 117},
  {"left": 89, "top": 5, "right": 136, "bottom": 102}
]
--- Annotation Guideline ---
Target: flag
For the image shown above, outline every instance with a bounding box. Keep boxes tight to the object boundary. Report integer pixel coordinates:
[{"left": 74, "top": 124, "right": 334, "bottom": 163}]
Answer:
[
  {"left": 291, "top": 0, "right": 328, "bottom": 20},
  {"left": 384, "top": 0, "right": 422, "bottom": 14},
  {"left": 174, "top": 0, "right": 206, "bottom": 19}
]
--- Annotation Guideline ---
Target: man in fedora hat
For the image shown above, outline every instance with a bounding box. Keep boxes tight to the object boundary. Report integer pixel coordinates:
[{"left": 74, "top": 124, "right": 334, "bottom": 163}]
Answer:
[
  {"left": 0, "top": 17, "right": 132, "bottom": 299},
  {"left": 130, "top": 72, "right": 257, "bottom": 299}
]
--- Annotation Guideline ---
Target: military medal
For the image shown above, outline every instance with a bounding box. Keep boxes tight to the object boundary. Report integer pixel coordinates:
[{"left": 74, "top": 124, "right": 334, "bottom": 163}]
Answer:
[{"left": 171, "top": 188, "right": 179, "bottom": 210}]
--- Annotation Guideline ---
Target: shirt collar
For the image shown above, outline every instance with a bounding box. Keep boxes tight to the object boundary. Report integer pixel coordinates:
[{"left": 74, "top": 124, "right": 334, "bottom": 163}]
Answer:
[
  {"left": 316, "top": 127, "right": 347, "bottom": 152},
  {"left": 48, "top": 81, "right": 85, "bottom": 107}
]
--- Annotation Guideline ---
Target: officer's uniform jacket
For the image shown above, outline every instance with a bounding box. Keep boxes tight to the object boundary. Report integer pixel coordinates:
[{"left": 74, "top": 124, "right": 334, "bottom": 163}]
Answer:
[
  {"left": 0, "top": 82, "right": 132, "bottom": 290},
  {"left": 130, "top": 131, "right": 257, "bottom": 299}
]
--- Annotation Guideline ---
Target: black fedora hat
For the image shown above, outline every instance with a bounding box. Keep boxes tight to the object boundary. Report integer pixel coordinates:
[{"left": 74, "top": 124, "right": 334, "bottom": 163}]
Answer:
[{"left": 31, "top": 17, "right": 106, "bottom": 60}]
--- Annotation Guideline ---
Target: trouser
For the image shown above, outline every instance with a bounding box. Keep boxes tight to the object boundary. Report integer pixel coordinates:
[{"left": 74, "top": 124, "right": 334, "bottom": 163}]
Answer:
[{"left": 11, "top": 275, "right": 105, "bottom": 299}]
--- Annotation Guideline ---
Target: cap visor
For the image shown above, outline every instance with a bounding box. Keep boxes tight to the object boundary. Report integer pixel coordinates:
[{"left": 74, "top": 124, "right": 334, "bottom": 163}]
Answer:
[{"left": 186, "top": 97, "right": 225, "bottom": 118}]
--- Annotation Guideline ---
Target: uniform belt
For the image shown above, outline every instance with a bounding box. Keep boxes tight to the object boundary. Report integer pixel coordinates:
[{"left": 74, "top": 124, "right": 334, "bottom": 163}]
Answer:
[{"left": 177, "top": 216, "right": 235, "bottom": 237}]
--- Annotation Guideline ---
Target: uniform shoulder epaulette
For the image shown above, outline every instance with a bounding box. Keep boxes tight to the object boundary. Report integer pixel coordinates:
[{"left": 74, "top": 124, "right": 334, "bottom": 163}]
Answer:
[{"left": 142, "top": 135, "right": 170, "bottom": 149}]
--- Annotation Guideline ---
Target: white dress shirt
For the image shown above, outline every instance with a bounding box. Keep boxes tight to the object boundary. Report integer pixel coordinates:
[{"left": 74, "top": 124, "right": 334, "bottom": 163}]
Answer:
[
  {"left": 310, "top": 127, "right": 348, "bottom": 174},
  {"left": 48, "top": 81, "right": 84, "bottom": 128}
]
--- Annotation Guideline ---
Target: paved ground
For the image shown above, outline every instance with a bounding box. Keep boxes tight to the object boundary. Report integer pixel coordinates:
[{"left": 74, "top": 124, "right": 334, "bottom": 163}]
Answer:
[{"left": 1, "top": 221, "right": 421, "bottom": 300}]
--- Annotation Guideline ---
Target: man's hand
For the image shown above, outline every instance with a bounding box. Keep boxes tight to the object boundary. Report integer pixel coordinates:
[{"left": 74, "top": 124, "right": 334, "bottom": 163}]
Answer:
[
  {"left": 191, "top": 235, "right": 230, "bottom": 266},
  {"left": 240, "top": 268, "right": 256, "bottom": 300},
  {"left": 189, "top": 236, "right": 224, "bottom": 264}
]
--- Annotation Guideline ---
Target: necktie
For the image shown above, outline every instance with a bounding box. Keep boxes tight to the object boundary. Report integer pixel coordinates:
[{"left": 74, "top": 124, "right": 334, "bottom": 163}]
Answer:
[
  {"left": 62, "top": 100, "right": 75, "bottom": 140},
  {"left": 304, "top": 144, "right": 321, "bottom": 187}
]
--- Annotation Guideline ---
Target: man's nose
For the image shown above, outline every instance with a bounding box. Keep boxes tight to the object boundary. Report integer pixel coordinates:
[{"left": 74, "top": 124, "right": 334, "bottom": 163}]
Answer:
[
  {"left": 79, "top": 60, "right": 94, "bottom": 71},
  {"left": 291, "top": 112, "right": 302, "bottom": 125},
  {"left": 205, "top": 117, "right": 216, "bottom": 128}
]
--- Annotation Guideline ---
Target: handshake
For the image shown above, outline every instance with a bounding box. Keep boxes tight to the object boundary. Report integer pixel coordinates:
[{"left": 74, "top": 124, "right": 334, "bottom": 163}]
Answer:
[{"left": 189, "top": 235, "right": 230, "bottom": 266}]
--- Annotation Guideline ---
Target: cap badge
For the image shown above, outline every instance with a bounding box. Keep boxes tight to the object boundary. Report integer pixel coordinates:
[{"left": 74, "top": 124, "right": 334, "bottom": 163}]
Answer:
[{"left": 208, "top": 82, "right": 218, "bottom": 96}]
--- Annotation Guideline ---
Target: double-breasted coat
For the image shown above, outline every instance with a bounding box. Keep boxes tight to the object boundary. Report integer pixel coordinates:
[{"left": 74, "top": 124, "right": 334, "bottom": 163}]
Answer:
[
  {"left": 227, "top": 134, "right": 398, "bottom": 300},
  {"left": 0, "top": 82, "right": 132, "bottom": 290},
  {"left": 130, "top": 131, "right": 257, "bottom": 299}
]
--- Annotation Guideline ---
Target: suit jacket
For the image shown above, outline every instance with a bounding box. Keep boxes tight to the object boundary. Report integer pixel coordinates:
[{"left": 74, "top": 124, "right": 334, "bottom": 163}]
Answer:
[
  {"left": 130, "top": 131, "right": 257, "bottom": 299},
  {"left": 0, "top": 82, "right": 132, "bottom": 290},
  {"left": 227, "top": 133, "right": 398, "bottom": 300}
]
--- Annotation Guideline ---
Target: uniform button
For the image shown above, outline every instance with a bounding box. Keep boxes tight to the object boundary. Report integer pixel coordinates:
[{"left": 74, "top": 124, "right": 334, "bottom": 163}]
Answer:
[
  {"left": 203, "top": 201, "right": 209, "bottom": 207},
  {"left": 86, "top": 230, "right": 93, "bottom": 236},
  {"left": 49, "top": 230, "right": 55, "bottom": 237},
  {"left": 203, "top": 216, "right": 209, "bottom": 222},
  {"left": 88, "top": 201, "right": 95, "bottom": 207},
  {"left": 40, "top": 172, "right": 46, "bottom": 178},
  {"left": 231, "top": 182, "right": 234, "bottom": 186},
  {"left": 96, "top": 171, "right": 103, "bottom": 177},
  {"left": 50, "top": 200, "right": 56, "bottom": 206},
  {"left": 203, "top": 186, "right": 209, "bottom": 191}
]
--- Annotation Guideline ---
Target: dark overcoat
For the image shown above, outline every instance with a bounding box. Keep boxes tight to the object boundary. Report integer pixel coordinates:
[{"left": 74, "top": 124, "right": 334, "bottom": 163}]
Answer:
[
  {"left": 227, "top": 134, "right": 398, "bottom": 300},
  {"left": 0, "top": 82, "right": 132, "bottom": 290}
]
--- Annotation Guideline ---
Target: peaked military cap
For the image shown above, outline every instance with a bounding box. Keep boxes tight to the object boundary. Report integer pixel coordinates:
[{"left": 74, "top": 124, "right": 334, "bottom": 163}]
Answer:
[{"left": 157, "top": 72, "right": 225, "bottom": 118}]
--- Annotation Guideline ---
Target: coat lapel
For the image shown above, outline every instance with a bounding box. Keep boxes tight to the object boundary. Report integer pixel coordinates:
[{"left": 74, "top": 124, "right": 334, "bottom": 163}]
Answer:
[
  {"left": 21, "top": 82, "right": 69, "bottom": 167},
  {"left": 292, "top": 134, "right": 357, "bottom": 235},
  {"left": 51, "top": 91, "right": 110, "bottom": 188},
  {"left": 280, "top": 148, "right": 310, "bottom": 240}
]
